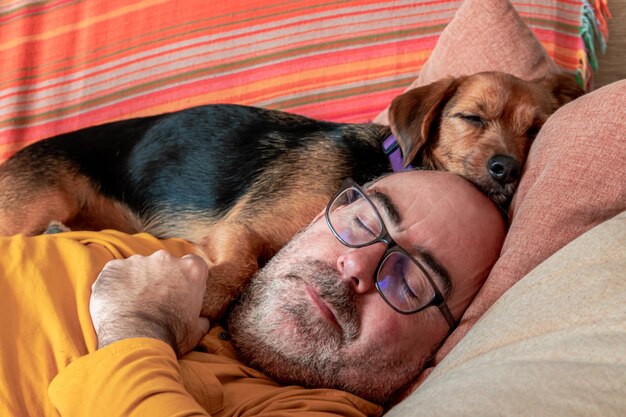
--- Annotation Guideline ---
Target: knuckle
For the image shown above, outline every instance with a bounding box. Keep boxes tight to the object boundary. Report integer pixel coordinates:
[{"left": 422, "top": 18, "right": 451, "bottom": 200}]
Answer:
[
  {"left": 103, "top": 258, "right": 123, "bottom": 269},
  {"left": 183, "top": 256, "right": 209, "bottom": 280},
  {"left": 153, "top": 249, "right": 173, "bottom": 259}
]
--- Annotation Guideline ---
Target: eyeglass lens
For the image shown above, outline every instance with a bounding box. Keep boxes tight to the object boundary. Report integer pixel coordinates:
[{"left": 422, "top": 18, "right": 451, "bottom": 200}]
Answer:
[
  {"left": 327, "top": 187, "right": 383, "bottom": 246},
  {"left": 377, "top": 251, "right": 436, "bottom": 312}
]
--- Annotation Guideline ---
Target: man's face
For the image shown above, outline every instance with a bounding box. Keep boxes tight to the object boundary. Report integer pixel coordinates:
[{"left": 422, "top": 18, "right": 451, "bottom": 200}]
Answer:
[{"left": 228, "top": 171, "right": 505, "bottom": 403}]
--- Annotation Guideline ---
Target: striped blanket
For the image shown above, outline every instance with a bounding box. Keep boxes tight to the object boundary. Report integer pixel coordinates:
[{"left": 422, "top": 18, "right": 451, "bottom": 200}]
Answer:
[{"left": 0, "top": 0, "right": 610, "bottom": 162}]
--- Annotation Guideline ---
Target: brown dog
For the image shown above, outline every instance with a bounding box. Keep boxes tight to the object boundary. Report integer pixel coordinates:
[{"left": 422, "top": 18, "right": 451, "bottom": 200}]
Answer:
[
  {"left": 389, "top": 71, "right": 583, "bottom": 204},
  {"left": 0, "top": 71, "right": 583, "bottom": 319}
]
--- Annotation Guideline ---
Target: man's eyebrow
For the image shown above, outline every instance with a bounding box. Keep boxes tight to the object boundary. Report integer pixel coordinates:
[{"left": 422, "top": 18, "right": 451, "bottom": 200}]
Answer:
[
  {"left": 367, "top": 190, "right": 401, "bottom": 227},
  {"left": 414, "top": 245, "right": 453, "bottom": 297}
]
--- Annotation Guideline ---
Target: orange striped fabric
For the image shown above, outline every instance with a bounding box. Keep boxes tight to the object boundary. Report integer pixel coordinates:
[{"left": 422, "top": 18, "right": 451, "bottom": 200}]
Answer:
[{"left": 0, "top": 0, "right": 609, "bottom": 162}]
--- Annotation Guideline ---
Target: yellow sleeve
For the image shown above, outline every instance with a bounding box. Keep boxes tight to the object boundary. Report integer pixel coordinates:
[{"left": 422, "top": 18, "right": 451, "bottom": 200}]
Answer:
[
  {"left": 49, "top": 336, "right": 383, "bottom": 417},
  {"left": 0, "top": 230, "right": 200, "bottom": 417},
  {"left": 49, "top": 338, "right": 210, "bottom": 417}
]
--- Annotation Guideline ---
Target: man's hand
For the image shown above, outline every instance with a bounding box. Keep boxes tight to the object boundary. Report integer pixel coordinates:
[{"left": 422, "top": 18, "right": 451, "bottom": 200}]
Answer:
[{"left": 90, "top": 250, "right": 211, "bottom": 356}]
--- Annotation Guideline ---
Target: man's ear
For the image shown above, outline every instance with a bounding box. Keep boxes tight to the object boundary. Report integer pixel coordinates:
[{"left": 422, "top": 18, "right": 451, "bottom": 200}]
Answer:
[
  {"left": 388, "top": 77, "right": 460, "bottom": 167},
  {"left": 535, "top": 72, "right": 585, "bottom": 107}
]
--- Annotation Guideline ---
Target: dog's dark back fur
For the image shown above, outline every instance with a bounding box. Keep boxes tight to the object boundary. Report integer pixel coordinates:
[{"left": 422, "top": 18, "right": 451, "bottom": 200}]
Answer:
[
  {"left": 126, "top": 105, "right": 389, "bottom": 224},
  {"left": 2, "top": 104, "right": 390, "bottom": 240}
]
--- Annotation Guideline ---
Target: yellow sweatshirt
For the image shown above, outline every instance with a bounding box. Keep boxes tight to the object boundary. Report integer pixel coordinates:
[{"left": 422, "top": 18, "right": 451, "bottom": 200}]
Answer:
[{"left": 0, "top": 230, "right": 382, "bottom": 417}]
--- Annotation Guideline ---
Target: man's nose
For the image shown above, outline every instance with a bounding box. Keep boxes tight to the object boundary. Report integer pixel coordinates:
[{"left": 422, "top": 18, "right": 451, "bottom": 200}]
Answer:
[{"left": 336, "top": 243, "right": 386, "bottom": 294}]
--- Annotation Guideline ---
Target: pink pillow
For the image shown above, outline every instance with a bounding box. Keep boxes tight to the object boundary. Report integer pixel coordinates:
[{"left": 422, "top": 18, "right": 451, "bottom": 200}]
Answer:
[{"left": 375, "top": 0, "right": 560, "bottom": 125}]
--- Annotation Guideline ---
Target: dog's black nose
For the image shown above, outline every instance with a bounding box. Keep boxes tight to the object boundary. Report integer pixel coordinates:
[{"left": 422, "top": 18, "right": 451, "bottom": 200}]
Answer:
[{"left": 488, "top": 155, "right": 521, "bottom": 185}]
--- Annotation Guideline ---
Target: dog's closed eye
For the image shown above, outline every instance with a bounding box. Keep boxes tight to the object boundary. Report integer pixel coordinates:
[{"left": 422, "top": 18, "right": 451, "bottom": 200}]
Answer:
[
  {"left": 525, "top": 125, "right": 541, "bottom": 141},
  {"left": 454, "top": 113, "right": 485, "bottom": 127}
]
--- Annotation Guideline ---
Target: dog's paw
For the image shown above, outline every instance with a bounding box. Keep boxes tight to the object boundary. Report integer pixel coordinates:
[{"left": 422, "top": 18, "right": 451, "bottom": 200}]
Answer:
[{"left": 44, "top": 221, "right": 72, "bottom": 234}]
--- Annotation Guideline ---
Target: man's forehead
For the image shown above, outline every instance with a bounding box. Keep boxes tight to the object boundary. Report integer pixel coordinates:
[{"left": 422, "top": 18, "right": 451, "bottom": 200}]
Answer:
[
  {"left": 364, "top": 182, "right": 425, "bottom": 233},
  {"left": 365, "top": 172, "right": 432, "bottom": 203},
  {"left": 365, "top": 175, "right": 439, "bottom": 221}
]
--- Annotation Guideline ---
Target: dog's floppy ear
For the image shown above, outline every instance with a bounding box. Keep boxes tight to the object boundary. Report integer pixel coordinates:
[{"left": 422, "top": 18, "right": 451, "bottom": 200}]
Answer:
[
  {"left": 388, "top": 77, "right": 460, "bottom": 167},
  {"left": 536, "top": 72, "right": 585, "bottom": 107}
]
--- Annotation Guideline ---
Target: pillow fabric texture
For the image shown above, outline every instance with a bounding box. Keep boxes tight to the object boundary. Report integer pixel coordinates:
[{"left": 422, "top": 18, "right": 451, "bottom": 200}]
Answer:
[
  {"left": 386, "top": 206, "right": 626, "bottom": 417},
  {"left": 0, "top": 0, "right": 609, "bottom": 162}
]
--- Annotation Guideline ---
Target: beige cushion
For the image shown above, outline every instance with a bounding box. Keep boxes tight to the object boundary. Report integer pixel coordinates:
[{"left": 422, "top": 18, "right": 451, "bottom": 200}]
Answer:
[{"left": 387, "top": 210, "right": 626, "bottom": 417}]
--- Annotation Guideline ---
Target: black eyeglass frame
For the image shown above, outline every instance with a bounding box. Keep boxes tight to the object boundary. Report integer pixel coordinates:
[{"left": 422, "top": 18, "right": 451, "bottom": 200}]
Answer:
[{"left": 325, "top": 177, "right": 457, "bottom": 330}]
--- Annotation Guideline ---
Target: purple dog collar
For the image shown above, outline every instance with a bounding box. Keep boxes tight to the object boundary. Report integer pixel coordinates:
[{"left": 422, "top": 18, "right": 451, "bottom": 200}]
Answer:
[{"left": 383, "top": 134, "right": 413, "bottom": 172}]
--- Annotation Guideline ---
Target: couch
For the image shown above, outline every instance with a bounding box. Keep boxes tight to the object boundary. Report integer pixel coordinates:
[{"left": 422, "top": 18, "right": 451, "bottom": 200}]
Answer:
[{"left": 0, "top": 0, "right": 624, "bottom": 415}]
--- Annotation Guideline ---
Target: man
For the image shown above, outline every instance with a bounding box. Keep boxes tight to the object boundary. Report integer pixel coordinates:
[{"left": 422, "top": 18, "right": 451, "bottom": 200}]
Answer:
[{"left": 0, "top": 171, "right": 505, "bottom": 417}]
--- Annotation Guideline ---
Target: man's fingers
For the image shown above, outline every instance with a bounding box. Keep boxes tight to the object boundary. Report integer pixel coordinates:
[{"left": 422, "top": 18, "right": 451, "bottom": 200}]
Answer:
[
  {"left": 192, "top": 317, "right": 211, "bottom": 346},
  {"left": 179, "top": 317, "right": 211, "bottom": 355},
  {"left": 152, "top": 249, "right": 175, "bottom": 260},
  {"left": 90, "top": 250, "right": 212, "bottom": 355},
  {"left": 181, "top": 254, "right": 209, "bottom": 284},
  {"left": 198, "top": 317, "right": 211, "bottom": 335},
  {"left": 181, "top": 255, "right": 209, "bottom": 319}
]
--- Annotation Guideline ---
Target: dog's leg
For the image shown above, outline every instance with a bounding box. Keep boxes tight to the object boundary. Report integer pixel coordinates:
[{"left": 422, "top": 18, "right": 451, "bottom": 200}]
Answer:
[
  {"left": 196, "top": 221, "right": 270, "bottom": 320},
  {"left": 0, "top": 155, "right": 139, "bottom": 235},
  {"left": 0, "top": 178, "right": 84, "bottom": 236}
]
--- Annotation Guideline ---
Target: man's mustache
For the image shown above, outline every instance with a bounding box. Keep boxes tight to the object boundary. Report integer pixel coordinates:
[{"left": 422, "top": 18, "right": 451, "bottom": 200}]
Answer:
[{"left": 286, "top": 259, "right": 361, "bottom": 342}]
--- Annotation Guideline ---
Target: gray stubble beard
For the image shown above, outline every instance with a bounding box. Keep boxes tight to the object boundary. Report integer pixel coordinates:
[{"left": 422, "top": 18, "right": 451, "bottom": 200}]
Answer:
[{"left": 227, "top": 242, "right": 426, "bottom": 404}]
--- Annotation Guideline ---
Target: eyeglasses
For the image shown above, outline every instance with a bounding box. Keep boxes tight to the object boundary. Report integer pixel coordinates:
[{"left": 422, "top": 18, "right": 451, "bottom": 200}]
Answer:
[{"left": 325, "top": 177, "right": 456, "bottom": 330}]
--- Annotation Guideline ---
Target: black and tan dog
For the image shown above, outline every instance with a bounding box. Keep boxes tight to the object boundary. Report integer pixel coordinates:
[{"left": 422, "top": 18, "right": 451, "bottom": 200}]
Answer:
[{"left": 0, "top": 71, "right": 583, "bottom": 319}]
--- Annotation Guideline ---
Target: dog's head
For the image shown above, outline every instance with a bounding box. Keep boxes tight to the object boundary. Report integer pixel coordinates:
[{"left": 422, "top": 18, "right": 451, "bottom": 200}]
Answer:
[{"left": 388, "top": 71, "right": 584, "bottom": 208}]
